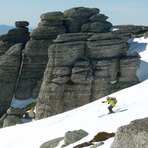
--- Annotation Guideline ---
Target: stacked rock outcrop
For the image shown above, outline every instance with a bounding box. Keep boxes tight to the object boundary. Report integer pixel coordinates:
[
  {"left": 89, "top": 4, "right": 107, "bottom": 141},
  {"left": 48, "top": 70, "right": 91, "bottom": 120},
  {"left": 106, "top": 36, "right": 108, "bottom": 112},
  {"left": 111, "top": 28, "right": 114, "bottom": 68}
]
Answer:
[
  {"left": 0, "top": 7, "right": 145, "bottom": 119},
  {"left": 15, "top": 12, "right": 66, "bottom": 100},
  {"left": 0, "top": 21, "right": 30, "bottom": 117},
  {"left": 0, "top": 21, "right": 30, "bottom": 43},
  {"left": 35, "top": 7, "right": 140, "bottom": 119}
]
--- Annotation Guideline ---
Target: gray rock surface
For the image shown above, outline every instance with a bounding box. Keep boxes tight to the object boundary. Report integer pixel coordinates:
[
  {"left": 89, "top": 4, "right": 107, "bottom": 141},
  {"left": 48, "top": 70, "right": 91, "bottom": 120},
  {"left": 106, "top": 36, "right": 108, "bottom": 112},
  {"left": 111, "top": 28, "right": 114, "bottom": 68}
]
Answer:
[
  {"left": 30, "top": 12, "right": 65, "bottom": 40},
  {"left": 111, "top": 117, "right": 148, "bottom": 148},
  {"left": 15, "top": 21, "right": 29, "bottom": 28},
  {"left": 15, "top": 11, "right": 66, "bottom": 100},
  {"left": 0, "top": 21, "right": 30, "bottom": 43},
  {"left": 40, "top": 137, "right": 64, "bottom": 148},
  {"left": 0, "top": 7, "right": 146, "bottom": 120},
  {"left": 0, "top": 43, "right": 23, "bottom": 116},
  {"left": 63, "top": 7, "right": 100, "bottom": 33},
  {"left": 3, "top": 115, "right": 23, "bottom": 127},
  {"left": 115, "top": 25, "right": 148, "bottom": 38},
  {"left": 144, "top": 31, "right": 148, "bottom": 39},
  {"left": 36, "top": 27, "right": 140, "bottom": 119},
  {"left": 63, "top": 129, "right": 89, "bottom": 147},
  {"left": 7, "top": 107, "right": 25, "bottom": 117}
]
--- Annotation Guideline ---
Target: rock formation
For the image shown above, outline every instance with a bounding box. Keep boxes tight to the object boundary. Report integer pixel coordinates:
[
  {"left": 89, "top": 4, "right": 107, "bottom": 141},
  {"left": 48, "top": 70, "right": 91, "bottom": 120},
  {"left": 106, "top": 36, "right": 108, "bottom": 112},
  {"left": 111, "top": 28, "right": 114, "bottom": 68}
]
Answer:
[
  {"left": 0, "top": 107, "right": 25, "bottom": 128},
  {"left": 15, "top": 12, "right": 66, "bottom": 100},
  {"left": 35, "top": 7, "right": 141, "bottom": 119},
  {"left": 0, "top": 21, "right": 30, "bottom": 116},
  {"left": 0, "top": 7, "right": 147, "bottom": 119},
  {"left": 111, "top": 117, "right": 148, "bottom": 148}
]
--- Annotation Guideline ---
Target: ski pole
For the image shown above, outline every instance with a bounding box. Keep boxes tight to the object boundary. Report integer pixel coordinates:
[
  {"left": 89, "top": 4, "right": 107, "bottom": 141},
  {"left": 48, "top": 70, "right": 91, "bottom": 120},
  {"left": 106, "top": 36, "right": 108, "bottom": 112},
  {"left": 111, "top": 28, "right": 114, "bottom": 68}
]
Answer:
[{"left": 98, "top": 102, "right": 102, "bottom": 112}]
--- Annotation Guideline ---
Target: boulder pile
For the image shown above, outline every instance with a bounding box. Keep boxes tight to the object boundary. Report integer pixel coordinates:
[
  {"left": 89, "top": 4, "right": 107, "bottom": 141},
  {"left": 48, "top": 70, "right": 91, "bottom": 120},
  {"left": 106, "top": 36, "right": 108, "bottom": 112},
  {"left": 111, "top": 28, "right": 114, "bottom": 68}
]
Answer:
[{"left": 0, "top": 21, "right": 30, "bottom": 43}]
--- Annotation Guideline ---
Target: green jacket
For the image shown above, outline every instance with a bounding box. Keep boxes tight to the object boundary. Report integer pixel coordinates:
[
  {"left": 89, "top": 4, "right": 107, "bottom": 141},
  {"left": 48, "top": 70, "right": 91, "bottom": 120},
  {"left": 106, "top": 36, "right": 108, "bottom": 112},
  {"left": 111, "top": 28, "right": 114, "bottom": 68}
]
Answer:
[{"left": 104, "top": 97, "right": 116, "bottom": 107}]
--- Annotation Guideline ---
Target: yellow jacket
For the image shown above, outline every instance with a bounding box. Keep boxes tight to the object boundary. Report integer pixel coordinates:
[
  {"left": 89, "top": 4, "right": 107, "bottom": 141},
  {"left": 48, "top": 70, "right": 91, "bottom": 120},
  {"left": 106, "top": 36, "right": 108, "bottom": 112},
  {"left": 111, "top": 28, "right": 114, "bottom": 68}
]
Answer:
[{"left": 104, "top": 97, "right": 115, "bottom": 107}]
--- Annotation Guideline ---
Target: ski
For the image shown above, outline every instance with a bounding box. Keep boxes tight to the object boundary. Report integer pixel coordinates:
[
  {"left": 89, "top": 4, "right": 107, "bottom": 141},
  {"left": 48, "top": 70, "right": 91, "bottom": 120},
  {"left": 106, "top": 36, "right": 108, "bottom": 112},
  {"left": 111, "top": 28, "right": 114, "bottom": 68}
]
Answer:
[{"left": 98, "top": 108, "right": 127, "bottom": 118}]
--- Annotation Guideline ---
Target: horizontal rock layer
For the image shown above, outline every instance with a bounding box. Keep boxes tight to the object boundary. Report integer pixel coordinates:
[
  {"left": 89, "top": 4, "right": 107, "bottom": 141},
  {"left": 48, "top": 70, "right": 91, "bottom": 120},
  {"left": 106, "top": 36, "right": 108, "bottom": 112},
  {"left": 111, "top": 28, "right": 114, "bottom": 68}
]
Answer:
[{"left": 0, "top": 7, "right": 146, "bottom": 119}]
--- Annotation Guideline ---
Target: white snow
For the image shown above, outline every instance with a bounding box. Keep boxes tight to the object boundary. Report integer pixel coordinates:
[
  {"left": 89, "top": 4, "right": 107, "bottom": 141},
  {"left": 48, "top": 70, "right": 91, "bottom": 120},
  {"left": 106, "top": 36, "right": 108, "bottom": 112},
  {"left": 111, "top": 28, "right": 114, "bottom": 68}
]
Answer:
[
  {"left": 0, "top": 36, "right": 148, "bottom": 148},
  {"left": 11, "top": 96, "right": 36, "bottom": 109}
]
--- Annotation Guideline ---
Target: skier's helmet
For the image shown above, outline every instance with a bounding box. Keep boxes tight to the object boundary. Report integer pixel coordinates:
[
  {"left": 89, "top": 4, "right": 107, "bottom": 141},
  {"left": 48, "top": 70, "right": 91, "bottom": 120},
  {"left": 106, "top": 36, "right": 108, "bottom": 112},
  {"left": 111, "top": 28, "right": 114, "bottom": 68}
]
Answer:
[{"left": 106, "top": 96, "right": 110, "bottom": 100}]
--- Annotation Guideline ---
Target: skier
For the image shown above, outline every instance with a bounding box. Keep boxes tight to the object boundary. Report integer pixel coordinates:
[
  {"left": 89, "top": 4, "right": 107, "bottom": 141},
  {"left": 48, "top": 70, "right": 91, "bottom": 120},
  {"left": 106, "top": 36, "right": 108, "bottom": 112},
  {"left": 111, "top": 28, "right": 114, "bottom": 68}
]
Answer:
[{"left": 102, "top": 96, "right": 117, "bottom": 113}]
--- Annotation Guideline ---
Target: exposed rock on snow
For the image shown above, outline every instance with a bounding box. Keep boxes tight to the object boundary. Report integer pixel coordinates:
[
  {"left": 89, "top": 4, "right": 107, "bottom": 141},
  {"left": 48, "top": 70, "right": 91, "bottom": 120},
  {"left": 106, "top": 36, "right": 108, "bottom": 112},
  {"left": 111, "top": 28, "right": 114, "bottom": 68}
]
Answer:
[{"left": 111, "top": 117, "right": 148, "bottom": 148}]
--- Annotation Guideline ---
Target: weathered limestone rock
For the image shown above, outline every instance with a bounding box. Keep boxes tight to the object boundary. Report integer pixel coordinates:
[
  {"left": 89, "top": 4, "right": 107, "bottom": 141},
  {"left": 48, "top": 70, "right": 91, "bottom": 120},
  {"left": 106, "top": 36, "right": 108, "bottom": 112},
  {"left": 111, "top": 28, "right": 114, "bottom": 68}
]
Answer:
[
  {"left": 0, "top": 113, "right": 7, "bottom": 128},
  {"left": 86, "top": 32, "right": 129, "bottom": 59},
  {"left": 82, "top": 21, "right": 112, "bottom": 33},
  {"left": 40, "top": 137, "right": 64, "bottom": 148},
  {"left": 63, "top": 129, "right": 88, "bottom": 147},
  {"left": 15, "top": 21, "right": 29, "bottom": 28},
  {"left": 119, "top": 52, "right": 140, "bottom": 83},
  {"left": 24, "top": 108, "right": 36, "bottom": 119},
  {"left": 111, "top": 117, "right": 148, "bottom": 148},
  {"left": 0, "top": 21, "right": 30, "bottom": 117},
  {"left": 0, "top": 7, "right": 144, "bottom": 120},
  {"left": 0, "top": 21, "right": 30, "bottom": 43},
  {"left": 30, "top": 12, "right": 66, "bottom": 40},
  {"left": 89, "top": 14, "right": 108, "bottom": 22},
  {"left": 63, "top": 7, "right": 100, "bottom": 33},
  {"left": 3, "top": 115, "right": 23, "bottom": 128},
  {"left": 7, "top": 107, "right": 25, "bottom": 117},
  {"left": 115, "top": 25, "right": 148, "bottom": 38},
  {"left": 15, "top": 11, "right": 66, "bottom": 100},
  {"left": 36, "top": 28, "right": 139, "bottom": 119},
  {"left": 0, "top": 43, "right": 24, "bottom": 117}
]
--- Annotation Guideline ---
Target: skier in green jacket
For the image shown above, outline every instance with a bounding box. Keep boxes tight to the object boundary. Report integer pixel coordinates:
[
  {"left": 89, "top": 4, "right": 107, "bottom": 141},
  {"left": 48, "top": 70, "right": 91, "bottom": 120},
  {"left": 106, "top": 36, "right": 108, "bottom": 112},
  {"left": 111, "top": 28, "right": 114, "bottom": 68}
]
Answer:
[{"left": 102, "top": 96, "right": 117, "bottom": 113}]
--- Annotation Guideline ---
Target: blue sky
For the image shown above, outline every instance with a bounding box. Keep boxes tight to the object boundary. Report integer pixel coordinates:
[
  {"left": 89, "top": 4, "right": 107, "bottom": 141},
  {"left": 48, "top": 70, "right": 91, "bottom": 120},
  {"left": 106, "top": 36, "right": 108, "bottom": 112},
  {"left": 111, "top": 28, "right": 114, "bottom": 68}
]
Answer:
[{"left": 0, "top": 0, "right": 148, "bottom": 28}]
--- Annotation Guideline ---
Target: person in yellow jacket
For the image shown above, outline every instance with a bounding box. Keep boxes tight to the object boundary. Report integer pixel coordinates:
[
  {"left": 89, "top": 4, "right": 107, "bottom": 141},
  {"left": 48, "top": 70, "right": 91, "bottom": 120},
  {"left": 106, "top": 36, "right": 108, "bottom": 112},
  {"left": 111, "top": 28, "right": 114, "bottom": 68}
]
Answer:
[{"left": 102, "top": 96, "right": 117, "bottom": 113}]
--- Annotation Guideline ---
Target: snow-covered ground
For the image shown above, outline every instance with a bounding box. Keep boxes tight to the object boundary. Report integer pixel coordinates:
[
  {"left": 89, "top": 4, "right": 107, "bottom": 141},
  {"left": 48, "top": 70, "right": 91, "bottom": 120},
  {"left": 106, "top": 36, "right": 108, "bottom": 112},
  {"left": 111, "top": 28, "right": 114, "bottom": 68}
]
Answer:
[{"left": 0, "top": 36, "right": 148, "bottom": 148}]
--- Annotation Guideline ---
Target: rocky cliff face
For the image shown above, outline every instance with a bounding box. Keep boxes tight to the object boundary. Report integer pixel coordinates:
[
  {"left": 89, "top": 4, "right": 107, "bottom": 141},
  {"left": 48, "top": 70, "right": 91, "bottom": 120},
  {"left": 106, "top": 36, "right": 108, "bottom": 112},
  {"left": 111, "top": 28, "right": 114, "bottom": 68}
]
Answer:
[{"left": 0, "top": 7, "right": 147, "bottom": 118}]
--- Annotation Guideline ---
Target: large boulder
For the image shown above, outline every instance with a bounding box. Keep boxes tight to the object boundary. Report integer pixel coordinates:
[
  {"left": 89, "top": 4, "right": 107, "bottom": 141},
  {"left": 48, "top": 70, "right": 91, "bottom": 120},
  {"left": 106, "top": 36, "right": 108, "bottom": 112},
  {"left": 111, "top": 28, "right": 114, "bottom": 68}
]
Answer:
[
  {"left": 0, "top": 21, "right": 30, "bottom": 43},
  {"left": 7, "top": 107, "right": 26, "bottom": 117},
  {"left": 15, "top": 21, "right": 29, "bottom": 28},
  {"left": 0, "top": 21, "right": 30, "bottom": 117},
  {"left": 63, "top": 7, "right": 100, "bottom": 33},
  {"left": 111, "top": 117, "right": 148, "bottom": 148},
  {"left": 81, "top": 21, "right": 112, "bottom": 33},
  {"left": 63, "top": 129, "right": 89, "bottom": 147},
  {"left": 115, "top": 25, "right": 148, "bottom": 38},
  {"left": 3, "top": 115, "right": 23, "bottom": 128},
  {"left": 30, "top": 12, "right": 66, "bottom": 40}
]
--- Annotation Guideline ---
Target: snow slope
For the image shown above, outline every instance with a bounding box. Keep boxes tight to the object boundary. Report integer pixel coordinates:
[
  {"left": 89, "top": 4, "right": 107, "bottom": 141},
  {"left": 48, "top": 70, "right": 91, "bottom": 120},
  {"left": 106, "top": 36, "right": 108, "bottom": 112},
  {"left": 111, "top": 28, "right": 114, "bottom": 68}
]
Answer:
[{"left": 0, "top": 37, "right": 148, "bottom": 148}]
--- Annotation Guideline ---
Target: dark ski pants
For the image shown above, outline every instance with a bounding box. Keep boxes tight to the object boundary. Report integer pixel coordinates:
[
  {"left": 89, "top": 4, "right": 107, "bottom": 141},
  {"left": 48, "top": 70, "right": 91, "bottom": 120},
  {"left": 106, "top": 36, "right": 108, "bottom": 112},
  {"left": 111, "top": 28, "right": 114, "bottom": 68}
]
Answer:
[{"left": 108, "top": 105, "right": 114, "bottom": 113}]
